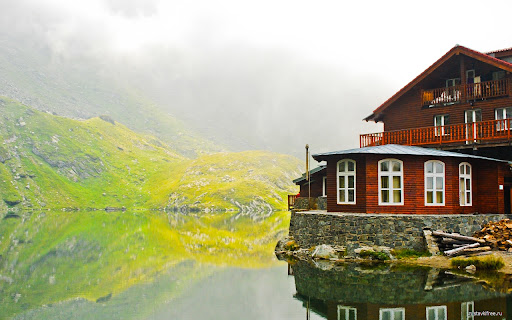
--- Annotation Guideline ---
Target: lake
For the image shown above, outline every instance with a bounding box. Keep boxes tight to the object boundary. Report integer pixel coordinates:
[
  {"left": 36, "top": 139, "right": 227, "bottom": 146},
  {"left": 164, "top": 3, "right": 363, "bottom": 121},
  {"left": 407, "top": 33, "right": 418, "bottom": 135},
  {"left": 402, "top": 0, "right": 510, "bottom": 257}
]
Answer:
[{"left": 1, "top": 210, "right": 511, "bottom": 319}]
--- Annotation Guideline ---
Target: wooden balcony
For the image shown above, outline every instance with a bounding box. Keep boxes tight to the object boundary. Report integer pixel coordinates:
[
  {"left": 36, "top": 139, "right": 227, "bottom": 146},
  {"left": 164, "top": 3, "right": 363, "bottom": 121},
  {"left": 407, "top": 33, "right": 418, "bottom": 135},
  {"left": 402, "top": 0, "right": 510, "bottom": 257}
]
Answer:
[
  {"left": 421, "top": 79, "right": 509, "bottom": 107},
  {"left": 360, "top": 119, "right": 512, "bottom": 149}
]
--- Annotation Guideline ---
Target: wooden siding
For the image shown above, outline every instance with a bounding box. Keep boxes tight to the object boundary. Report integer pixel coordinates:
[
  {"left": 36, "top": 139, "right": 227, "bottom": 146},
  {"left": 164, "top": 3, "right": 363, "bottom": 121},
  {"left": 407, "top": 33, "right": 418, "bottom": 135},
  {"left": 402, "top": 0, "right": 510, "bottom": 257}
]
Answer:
[
  {"left": 325, "top": 154, "right": 508, "bottom": 214},
  {"left": 299, "top": 170, "right": 325, "bottom": 198}
]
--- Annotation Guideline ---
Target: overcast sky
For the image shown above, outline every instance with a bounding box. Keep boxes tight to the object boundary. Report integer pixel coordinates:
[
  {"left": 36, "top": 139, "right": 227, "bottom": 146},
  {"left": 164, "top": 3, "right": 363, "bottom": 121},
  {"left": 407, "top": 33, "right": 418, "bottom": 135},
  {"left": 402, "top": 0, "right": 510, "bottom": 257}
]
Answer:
[{"left": 3, "top": 0, "right": 512, "bottom": 156}]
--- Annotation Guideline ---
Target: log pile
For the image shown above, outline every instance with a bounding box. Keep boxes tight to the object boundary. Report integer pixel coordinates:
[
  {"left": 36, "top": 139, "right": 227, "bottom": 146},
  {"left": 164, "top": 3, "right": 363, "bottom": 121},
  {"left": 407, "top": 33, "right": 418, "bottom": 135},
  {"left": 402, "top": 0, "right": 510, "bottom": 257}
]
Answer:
[
  {"left": 432, "top": 231, "right": 489, "bottom": 257},
  {"left": 473, "top": 219, "right": 512, "bottom": 251},
  {"left": 431, "top": 219, "right": 512, "bottom": 256}
]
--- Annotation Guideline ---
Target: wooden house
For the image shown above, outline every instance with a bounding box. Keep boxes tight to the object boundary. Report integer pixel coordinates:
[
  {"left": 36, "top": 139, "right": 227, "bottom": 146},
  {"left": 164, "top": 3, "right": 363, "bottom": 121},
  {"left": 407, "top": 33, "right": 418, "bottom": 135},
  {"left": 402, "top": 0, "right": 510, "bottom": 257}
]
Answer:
[
  {"left": 293, "top": 165, "right": 327, "bottom": 198},
  {"left": 312, "top": 144, "right": 512, "bottom": 214},
  {"left": 361, "top": 45, "right": 512, "bottom": 160}
]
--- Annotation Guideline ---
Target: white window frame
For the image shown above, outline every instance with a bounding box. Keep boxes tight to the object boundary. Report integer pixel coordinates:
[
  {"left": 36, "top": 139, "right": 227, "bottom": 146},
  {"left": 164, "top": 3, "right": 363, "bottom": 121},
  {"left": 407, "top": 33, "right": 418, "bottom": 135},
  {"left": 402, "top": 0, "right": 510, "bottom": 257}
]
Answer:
[
  {"left": 425, "top": 160, "right": 445, "bottom": 206},
  {"left": 464, "top": 109, "right": 482, "bottom": 144},
  {"left": 434, "top": 114, "right": 449, "bottom": 136},
  {"left": 426, "top": 305, "right": 447, "bottom": 320},
  {"left": 459, "top": 162, "right": 472, "bottom": 206},
  {"left": 461, "top": 301, "right": 474, "bottom": 320},
  {"left": 337, "top": 305, "right": 357, "bottom": 320},
  {"left": 379, "top": 308, "right": 405, "bottom": 320},
  {"left": 322, "top": 176, "right": 327, "bottom": 197},
  {"left": 378, "top": 159, "right": 404, "bottom": 205},
  {"left": 495, "top": 107, "right": 512, "bottom": 131},
  {"left": 337, "top": 159, "right": 356, "bottom": 204}
]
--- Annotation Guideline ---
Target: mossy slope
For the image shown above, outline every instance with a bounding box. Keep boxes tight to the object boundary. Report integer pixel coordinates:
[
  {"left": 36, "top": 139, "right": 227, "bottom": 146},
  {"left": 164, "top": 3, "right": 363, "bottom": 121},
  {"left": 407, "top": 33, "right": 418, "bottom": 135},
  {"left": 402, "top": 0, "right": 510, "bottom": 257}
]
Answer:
[{"left": 0, "top": 97, "right": 301, "bottom": 212}]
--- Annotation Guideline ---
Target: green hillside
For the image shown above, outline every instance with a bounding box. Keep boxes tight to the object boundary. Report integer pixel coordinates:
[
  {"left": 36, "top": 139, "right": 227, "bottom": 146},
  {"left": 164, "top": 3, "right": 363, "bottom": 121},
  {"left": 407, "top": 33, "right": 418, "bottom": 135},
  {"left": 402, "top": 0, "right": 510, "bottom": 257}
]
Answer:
[
  {"left": 0, "top": 35, "right": 221, "bottom": 157},
  {"left": 0, "top": 97, "right": 301, "bottom": 213}
]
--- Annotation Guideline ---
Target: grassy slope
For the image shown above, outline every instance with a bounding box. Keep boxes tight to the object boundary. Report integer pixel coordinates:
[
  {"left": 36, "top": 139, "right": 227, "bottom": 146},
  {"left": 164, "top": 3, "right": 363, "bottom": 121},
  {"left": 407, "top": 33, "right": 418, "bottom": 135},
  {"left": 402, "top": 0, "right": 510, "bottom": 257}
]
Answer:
[
  {"left": 0, "top": 35, "right": 221, "bottom": 157},
  {"left": 0, "top": 97, "right": 301, "bottom": 212}
]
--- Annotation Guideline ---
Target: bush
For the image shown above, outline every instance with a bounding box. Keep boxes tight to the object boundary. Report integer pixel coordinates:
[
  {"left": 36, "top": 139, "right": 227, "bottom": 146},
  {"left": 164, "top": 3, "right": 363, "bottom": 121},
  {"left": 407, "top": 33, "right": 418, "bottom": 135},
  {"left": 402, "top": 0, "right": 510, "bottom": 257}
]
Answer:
[
  {"left": 284, "top": 240, "right": 299, "bottom": 251},
  {"left": 391, "top": 249, "right": 431, "bottom": 259},
  {"left": 359, "top": 250, "right": 390, "bottom": 261},
  {"left": 451, "top": 255, "right": 505, "bottom": 271}
]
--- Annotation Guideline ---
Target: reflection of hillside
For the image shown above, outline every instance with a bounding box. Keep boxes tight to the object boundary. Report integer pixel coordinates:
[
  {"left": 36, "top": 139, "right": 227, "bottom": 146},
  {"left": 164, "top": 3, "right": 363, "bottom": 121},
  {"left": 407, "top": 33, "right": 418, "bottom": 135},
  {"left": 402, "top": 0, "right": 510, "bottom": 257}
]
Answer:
[{"left": 292, "top": 260, "right": 511, "bottom": 320}]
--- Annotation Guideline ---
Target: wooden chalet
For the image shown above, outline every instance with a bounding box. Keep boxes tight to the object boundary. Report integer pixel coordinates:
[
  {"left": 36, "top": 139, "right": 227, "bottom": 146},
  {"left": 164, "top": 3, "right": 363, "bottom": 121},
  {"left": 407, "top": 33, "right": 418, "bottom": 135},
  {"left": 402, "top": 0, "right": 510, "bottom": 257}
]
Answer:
[
  {"left": 290, "top": 45, "right": 512, "bottom": 215},
  {"left": 361, "top": 45, "right": 512, "bottom": 160},
  {"left": 293, "top": 165, "right": 327, "bottom": 198},
  {"left": 289, "top": 165, "right": 326, "bottom": 210},
  {"left": 312, "top": 144, "right": 512, "bottom": 214}
]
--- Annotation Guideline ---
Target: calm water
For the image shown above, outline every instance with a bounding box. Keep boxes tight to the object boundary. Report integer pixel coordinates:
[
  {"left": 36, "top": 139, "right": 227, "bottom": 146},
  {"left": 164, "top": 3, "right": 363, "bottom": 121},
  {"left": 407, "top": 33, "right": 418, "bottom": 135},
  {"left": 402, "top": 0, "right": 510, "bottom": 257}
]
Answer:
[{"left": 1, "top": 210, "right": 512, "bottom": 319}]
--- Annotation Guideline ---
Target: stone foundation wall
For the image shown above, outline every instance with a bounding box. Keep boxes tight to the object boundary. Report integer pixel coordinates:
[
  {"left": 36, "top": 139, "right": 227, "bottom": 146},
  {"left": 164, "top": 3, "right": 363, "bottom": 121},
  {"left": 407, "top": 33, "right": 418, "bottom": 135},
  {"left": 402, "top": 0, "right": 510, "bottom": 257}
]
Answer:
[
  {"left": 294, "top": 197, "right": 327, "bottom": 210},
  {"left": 289, "top": 211, "right": 512, "bottom": 253}
]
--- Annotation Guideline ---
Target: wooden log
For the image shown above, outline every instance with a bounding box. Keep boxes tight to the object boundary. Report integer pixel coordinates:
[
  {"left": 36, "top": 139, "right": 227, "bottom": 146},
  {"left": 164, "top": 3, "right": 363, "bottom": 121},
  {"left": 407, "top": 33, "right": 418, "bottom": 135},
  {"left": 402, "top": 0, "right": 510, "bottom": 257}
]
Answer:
[
  {"left": 506, "top": 240, "right": 512, "bottom": 246},
  {"left": 462, "top": 246, "right": 491, "bottom": 253},
  {"left": 444, "top": 243, "right": 480, "bottom": 256},
  {"left": 442, "top": 238, "right": 470, "bottom": 245},
  {"left": 433, "top": 231, "right": 486, "bottom": 244}
]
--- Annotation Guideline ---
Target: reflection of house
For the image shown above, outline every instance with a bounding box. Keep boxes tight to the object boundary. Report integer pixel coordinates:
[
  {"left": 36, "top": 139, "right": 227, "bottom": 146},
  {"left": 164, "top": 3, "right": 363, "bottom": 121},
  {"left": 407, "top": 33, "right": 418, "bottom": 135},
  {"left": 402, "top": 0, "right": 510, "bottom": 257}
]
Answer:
[
  {"left": 361, "top": 45, "right": 512, "bottom": 159},
  {"left": 291, "top": 260, "right": 510, "bottom": 320},
  {"left": 312, "top": 144, "right": 511, "bottom": 214}
]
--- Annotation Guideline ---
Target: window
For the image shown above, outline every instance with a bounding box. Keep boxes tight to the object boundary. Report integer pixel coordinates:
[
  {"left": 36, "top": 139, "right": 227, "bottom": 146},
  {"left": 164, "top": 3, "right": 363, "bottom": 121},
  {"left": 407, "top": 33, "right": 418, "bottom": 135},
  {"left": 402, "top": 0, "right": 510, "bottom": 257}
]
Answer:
[
  {"left": 426, "top": 306, "right": 447, "bottom": 320},
  {"left": 466, "top": 69, "right": 475, "bottom": 81},
  {"left": 459, "top": 163, "right": 472, "bottom": 206},
  {"left": 425, "top": 161, "right": 445, "bottom": 206},
  {"left": 446, "top": 78, "right": 460, "bottom": 87},
  {"left": 465, "top": 109, "right": 482, "bottom": 143},
  {"left": 379, "top": 308, "right": 404, "bottom": 320},
  {"left": 461, "top": 301, "right": 474, "bottom": 320},
  {"left": 337, "top": 159, "right": 355, "bottom": 204},
  {"left": 378, "top": 159, "right": 403, "bottom": 205},
  {"left": 322, "top": 176, "right": 327, "bottom": 197},
  {"left": 493, "top": 70, "right": 505, "bottom": 80},
  {"left": 434, "top": 114, "right": 449, "bottom": 136},
  {"left": 495, "top": 107, "right": 512, "bottom": 130},
  {"left": 337, "top": 305, "right": 357, "bottom": 320}
]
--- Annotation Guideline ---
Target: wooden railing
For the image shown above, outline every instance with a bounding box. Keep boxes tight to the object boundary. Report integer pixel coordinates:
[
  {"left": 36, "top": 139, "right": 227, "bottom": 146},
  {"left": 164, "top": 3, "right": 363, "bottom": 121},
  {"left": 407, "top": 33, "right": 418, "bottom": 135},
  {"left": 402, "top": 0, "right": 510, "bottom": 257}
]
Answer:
[
  {"left": 360, "top": 118, "right": 512, "bottom": 148},
  {"left": 288, "top": 194, "right": 297, "bottom": 210},
  {"left": 421, "top": 79, "right": 509, "bottom": 107}
]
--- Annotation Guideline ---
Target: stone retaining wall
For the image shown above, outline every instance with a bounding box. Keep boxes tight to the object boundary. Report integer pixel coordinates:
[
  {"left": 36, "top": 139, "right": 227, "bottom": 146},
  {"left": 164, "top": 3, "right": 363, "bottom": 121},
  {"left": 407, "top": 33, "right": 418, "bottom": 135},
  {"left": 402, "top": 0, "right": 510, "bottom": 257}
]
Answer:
[
  {"left": 294, "top": 197, "right": 327, "bottom": 210},
  {"left": 289, "top": 211, "right": 512, "bottom": 253}
]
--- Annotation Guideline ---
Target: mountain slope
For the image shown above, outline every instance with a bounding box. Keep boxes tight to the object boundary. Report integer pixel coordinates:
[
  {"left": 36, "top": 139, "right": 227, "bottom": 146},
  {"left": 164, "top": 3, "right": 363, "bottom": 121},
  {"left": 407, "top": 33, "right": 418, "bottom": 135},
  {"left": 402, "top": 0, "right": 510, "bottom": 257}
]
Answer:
[
  {"left": 0, "top": 97, "right": 301, "bottom": 212},
  {"left": 0, "top": 34, "right": 222, "bottom": 157}
]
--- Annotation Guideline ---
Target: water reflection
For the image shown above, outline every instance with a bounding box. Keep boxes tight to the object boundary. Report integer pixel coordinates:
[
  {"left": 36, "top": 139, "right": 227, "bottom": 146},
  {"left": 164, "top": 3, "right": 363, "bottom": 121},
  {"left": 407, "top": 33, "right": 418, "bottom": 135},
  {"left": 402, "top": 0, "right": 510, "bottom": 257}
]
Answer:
[{"left": 290, "top": 260, "right": 512, "bottom": 320}]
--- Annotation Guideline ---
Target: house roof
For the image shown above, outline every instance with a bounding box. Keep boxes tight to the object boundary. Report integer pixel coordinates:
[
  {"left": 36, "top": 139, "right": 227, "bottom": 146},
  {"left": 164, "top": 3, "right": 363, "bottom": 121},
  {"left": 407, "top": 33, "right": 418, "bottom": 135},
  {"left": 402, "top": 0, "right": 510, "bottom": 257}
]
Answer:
[
  {"left": 293, "top": 165, "right": 326, "bottom": 184},
  {"left": 313, "top": 144, "right": 510, "bottom": 163},
  {"left": 364, "top": 45, "right": 512, "bottom": 122}
]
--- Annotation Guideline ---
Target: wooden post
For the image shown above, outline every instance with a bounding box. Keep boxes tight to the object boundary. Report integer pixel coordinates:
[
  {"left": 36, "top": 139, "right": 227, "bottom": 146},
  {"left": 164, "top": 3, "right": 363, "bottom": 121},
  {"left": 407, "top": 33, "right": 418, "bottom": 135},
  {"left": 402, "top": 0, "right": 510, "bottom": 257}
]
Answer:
[
  {"left": 306, "top": 144, "right": 310, "bottom": 210},
  {"left": 460, "top": 55, "right": 466, "bottom": 103}
]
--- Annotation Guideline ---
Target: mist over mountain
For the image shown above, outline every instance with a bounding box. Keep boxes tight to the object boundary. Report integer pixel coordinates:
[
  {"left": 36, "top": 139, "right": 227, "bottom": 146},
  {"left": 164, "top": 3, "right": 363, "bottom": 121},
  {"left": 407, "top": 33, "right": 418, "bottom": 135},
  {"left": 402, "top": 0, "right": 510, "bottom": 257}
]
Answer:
[{"left": 0, "top": 1, "right": 388, "bottom": 157}]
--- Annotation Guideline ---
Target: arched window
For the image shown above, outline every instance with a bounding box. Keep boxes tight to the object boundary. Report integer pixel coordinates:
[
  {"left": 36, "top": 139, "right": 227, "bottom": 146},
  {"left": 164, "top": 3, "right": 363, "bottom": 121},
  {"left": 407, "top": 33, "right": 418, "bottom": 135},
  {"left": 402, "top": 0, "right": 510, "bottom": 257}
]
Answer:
[
  {"left": 337, "top": 159, "right": 355, "bottom": 204},
  {"left": 378, "top": 159, "right": 403, "bottom": 205},
  {"left": 459, "top": 162, "right": 472, "bottom": 206},
  {"left": 425, "top": 160, "right": 445, "bottom": 206}
]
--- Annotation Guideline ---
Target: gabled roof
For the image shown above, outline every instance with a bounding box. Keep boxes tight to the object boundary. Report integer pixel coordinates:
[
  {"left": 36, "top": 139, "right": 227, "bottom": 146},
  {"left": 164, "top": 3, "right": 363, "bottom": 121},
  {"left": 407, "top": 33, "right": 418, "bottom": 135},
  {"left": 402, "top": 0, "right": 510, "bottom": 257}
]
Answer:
[
  {"left": 365, "top": 45, "right": 512, "bottom": 122},
  {"left": 313, "top": 144, "right": 510, "bottom": 163},
  {"left": 293, "top": 165, "right": 326, "bottom": 184}
]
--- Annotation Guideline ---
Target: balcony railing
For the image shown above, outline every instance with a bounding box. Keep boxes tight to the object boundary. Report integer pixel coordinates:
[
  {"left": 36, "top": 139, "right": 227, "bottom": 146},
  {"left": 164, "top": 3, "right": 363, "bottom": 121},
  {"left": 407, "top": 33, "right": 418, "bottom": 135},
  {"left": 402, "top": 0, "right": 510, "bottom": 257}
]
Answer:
[
  {"left": 421, "top": 79, "right": 509, "bottom": 107},
  {"left": 360, "top": 118, "right": 512, "bottom": 148}
]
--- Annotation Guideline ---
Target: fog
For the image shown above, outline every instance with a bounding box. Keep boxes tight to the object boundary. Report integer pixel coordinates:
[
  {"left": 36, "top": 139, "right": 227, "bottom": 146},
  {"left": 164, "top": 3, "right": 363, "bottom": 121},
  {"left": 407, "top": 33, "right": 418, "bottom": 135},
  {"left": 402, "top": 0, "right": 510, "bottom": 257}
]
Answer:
[{"left": 1, "top": 0, "right": 511, "bottom": 156}]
